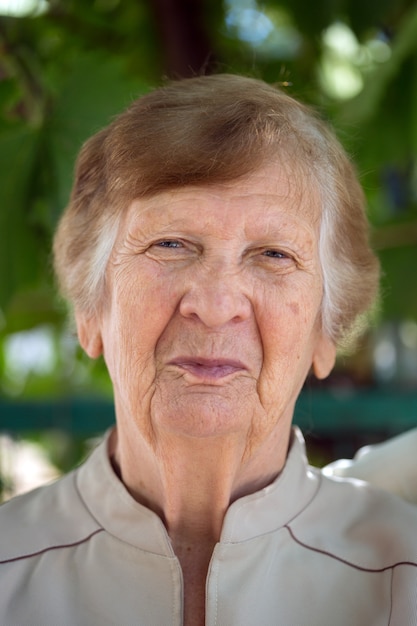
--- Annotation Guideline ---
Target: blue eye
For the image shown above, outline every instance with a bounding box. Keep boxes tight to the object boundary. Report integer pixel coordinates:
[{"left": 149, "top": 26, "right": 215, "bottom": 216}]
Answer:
[
  {"left": 157, "top": 240, "right": 183, "bottom": 248},
  {"left": 263, "top": 249, "right": 287, "bottom": 258}
]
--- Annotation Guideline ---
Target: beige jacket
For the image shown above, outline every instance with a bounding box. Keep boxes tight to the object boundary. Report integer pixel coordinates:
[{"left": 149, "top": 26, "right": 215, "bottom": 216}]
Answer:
[{"left": 1, "top": 428, "right": 417, "bottom": 625}]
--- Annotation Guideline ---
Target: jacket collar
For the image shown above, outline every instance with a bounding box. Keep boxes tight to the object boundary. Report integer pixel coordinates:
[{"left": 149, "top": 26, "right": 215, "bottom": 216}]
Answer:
[{"left": 77, "top": 427, "right": 319, "bottom": 554}]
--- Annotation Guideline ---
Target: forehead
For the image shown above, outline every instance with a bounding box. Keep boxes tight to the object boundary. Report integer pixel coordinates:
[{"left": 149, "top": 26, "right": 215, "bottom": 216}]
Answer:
[{"left": 124, "top": 162, "right": 322, "bottom": 236}]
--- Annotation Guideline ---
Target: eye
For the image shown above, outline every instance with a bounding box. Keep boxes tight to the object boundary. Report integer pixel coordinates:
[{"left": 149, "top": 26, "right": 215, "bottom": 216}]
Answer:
[
  {"left": 156, "top": 240, "right": 184, "bottom": 249},
  {"left": 146, "top": 238, "right": 195, "bottom": 260},
  {"left": 263, "top": 249, "right": 289, "bottom": 259},
  {"left": 258, "top": 248, "right": 296, "bottom": 272}
]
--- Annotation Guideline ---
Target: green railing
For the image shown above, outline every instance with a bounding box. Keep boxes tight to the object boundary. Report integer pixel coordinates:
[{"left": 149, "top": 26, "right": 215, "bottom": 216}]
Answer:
[{"left": 1, "top": 389, "right": 416, "bottom": 437}]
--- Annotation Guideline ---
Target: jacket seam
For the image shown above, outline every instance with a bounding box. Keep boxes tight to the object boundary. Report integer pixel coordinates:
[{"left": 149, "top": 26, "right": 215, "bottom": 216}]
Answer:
[
  {"left": 284, "top": 524, "right": 417, "bottom": 572},
  {"left": 388, "top": 568, "right": 394, "bottom": 626},
  {"left": 0, "top": 527, "right": 104, "bottom": 565}
]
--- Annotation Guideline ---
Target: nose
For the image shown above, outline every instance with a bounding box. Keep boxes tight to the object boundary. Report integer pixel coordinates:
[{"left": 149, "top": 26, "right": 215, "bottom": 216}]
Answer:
[{"left": 179, "top": 270, "right": 252, "bottom": 328}]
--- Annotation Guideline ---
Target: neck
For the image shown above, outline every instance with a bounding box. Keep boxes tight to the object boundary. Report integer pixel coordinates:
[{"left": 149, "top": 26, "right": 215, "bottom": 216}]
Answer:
[
  {"left": 109, "top": 421, "right": 291, "bottom": 544},
  {"left": 110, "top": 417, "right": 290, "bottom": 626}
]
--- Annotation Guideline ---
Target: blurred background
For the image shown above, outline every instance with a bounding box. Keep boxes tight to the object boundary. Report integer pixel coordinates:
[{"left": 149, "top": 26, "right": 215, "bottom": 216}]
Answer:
[{"left": 0, "top": 0, "right": 416, "bottom": 500}]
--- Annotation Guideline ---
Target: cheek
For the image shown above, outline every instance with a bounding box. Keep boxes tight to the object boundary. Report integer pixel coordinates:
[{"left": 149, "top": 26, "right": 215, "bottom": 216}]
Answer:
[
  {"left": 255, "top": 282, "right": 322, "bottom": 377},
  {"left": 254, "top": 311, "right": 317, "bottom": 417},
  {"left": 288, "top": 301, "right": 300, "bottom": 317},
  {"left": 104, "top": 271, "right": 184, "bottom": 370}
]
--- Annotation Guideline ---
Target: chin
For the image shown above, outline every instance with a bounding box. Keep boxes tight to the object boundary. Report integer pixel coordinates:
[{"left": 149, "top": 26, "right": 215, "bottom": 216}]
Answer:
[{"left": 151, "top": 393, "right": 253, "bottom": 440}]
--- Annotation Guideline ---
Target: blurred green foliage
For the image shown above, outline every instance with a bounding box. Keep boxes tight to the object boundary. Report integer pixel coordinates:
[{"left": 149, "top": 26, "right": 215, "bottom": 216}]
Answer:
[{"left": 0, "top": 0, "right": 416, "bottom": 400}]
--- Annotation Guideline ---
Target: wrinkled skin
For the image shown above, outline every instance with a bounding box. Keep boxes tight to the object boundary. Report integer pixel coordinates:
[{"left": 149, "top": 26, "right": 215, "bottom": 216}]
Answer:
[
  {"left": 76, "top": 163, "right": 336, "bottom": 625},
  {"left": 76, "top": 162, "right": 335, "bottom": 518}
]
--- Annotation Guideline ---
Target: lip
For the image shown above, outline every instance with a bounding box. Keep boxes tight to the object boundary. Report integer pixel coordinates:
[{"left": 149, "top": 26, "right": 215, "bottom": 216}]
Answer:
[{"left": 169, "top": 357, "right": 247, "bottom": 381}]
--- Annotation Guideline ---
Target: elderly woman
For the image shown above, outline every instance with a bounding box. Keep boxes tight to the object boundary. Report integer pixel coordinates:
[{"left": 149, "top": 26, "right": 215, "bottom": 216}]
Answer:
[{"left": 1, "top": 74, "right": 416, "bottom": 625}]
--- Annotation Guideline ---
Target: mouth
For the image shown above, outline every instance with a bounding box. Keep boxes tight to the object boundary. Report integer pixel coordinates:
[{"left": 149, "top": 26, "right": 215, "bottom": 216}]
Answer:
[{"left": 169, "top": 357, "right": 247, "bottom": 381}]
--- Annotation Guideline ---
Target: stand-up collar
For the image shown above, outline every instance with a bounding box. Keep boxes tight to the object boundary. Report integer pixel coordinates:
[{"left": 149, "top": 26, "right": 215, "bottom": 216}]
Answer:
[{"left": 77, "top": 427, "right": 320, "bottom": 553}]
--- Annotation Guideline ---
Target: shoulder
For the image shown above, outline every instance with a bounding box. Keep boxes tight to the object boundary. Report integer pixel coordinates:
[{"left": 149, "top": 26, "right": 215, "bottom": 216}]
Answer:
[
  {"left": 0, "top": 466, "right": 102, "bottom": 565},
  {"left": 290, "top": 468, "right": 417, "bottom": 571}
]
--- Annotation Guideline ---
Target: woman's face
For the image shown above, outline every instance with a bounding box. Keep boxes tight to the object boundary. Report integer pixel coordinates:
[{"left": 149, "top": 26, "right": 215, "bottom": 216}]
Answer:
[{"left": 77, "top": 163, "right": 335, "bottom": 453}]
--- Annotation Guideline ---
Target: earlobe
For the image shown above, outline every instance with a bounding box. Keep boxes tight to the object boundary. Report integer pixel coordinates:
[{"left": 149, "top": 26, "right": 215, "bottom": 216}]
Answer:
[
  {"left": 75, "top": 312, "right": 103, "bottom": 359},
  {"left": 312, "top": 335, "right": 337, "bottom": 380}
]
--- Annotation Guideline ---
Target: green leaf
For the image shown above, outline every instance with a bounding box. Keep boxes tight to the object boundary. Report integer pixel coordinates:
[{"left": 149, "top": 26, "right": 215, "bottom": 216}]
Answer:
[
  {"left": 379, "top": 244, "right": 417, "bottom": 319},
  {"left": 46, "top": 52, "right": 149, "bottom": 222},
  {"left": 0, "top": 125, "right": 41, "bottom": 309},
  {"left": 338, "top": 3, "right": 417, "bottom": 127},
  {"left": 411, "top": 54, "right": 417, "bottom": 156}
]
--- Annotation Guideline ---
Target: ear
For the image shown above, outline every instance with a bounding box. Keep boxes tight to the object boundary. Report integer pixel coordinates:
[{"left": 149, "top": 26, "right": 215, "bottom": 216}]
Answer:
[
  {"left": 75, "top": 311, "right": 103, "bottom": 359},
  {"left": 312, "top": 334, "right": 336, "bottom": 380}
]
